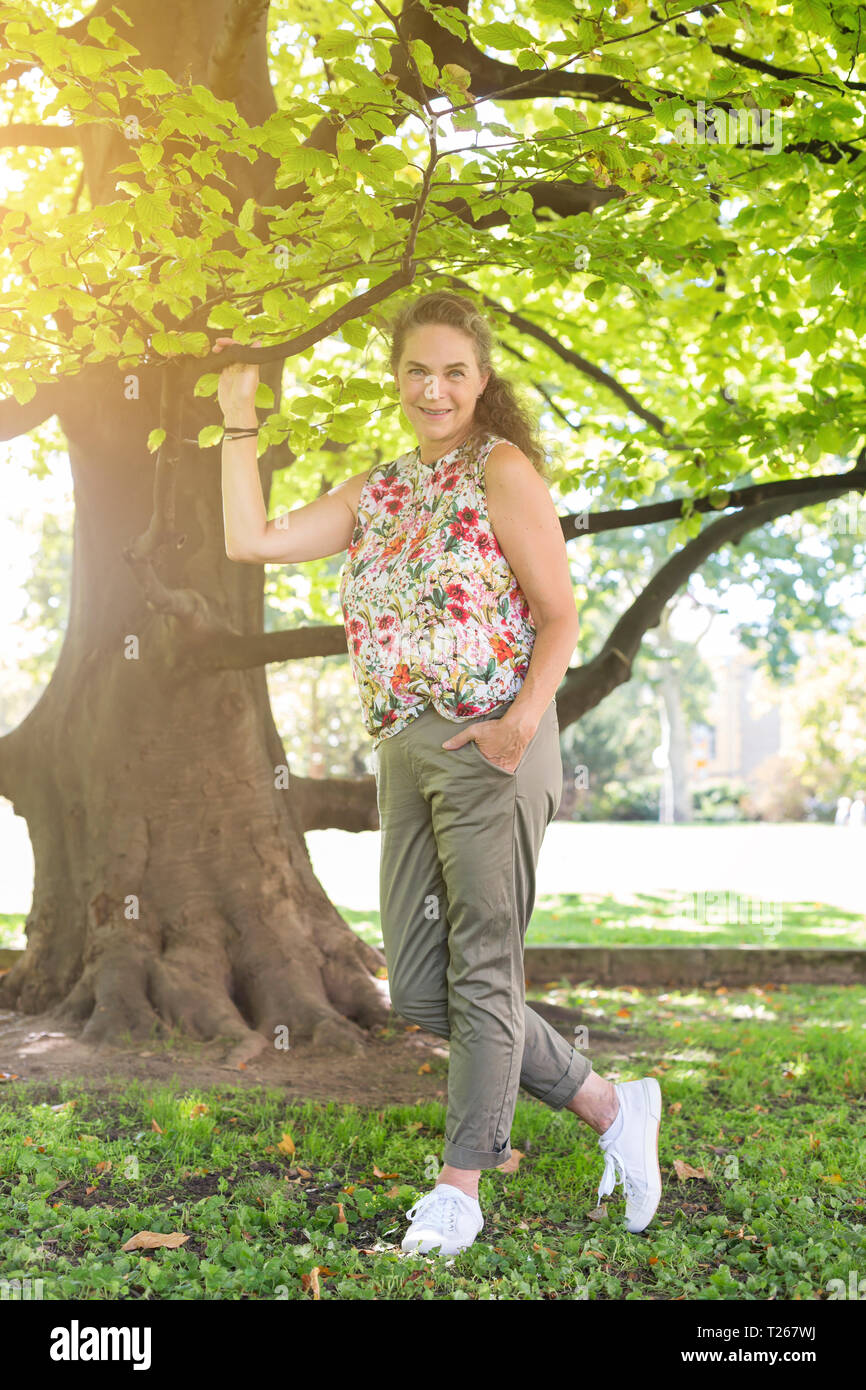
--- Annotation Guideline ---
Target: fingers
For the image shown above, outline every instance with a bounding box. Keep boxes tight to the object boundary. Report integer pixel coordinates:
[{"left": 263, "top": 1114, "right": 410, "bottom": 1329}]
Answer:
[{"left": 213, "top": 336, "right": 263, "bottom": 357}]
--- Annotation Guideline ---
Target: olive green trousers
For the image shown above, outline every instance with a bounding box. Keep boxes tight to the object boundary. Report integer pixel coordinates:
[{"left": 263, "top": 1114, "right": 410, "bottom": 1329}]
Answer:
[{"left": 374, "top": 696, "right": 592, "bottom": 1171}]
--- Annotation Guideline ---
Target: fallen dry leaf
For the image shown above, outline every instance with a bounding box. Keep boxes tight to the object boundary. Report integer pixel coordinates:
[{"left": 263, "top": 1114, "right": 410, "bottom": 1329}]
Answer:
[
  {"left": 586, "top": 1203, "right": 608, "bottom": 1222},
  {"left": 417, "top": 1062, "right": 432, "bottom": 1074},
  {"left": 301, "top": 1267, "right": 321, "bottom": 1299},
  {"left": 94, "top": 1160, "right": 111, "bottom": 1173},
  {"left": 497, "top": 1148, "right": 523, "bottom": 1174},
  {"left": 296, "top": 1167, "right": 312, "bottom": 1178},
  {"left": 373, "top": 1165, "right": 400, "bottom": 1179},
  {"left": 121, "top": 1231, "right": 189, "bottom": 1252},
  {"left": 277, "top": 1133, "right": 295, "bottom": 1156},
  {"left": 668, "top": 1101, "right": 682, "bottom": 1114},
  {"left": 673, "top": 1159, "right": 711, "bottom": 1181},
  {"left": 336, "top": 1202, "right": 346, "bottom": 1223},
  {"left": 151, "top": 1119, "right": 163, "bottom": 1134}
]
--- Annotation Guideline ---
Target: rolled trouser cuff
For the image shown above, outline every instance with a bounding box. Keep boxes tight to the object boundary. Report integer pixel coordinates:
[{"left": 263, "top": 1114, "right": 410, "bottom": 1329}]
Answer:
[
  {"left": 533, "top": 1048, "right": 593, "bottom": 1110},
  {"left": 442, "top": 1137, "right": 513, "bottom": 1170}
]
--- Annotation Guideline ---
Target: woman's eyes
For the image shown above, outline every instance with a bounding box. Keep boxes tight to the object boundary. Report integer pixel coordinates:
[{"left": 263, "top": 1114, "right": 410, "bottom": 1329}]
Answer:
[{"left": 409, "top": 369, "right": 464, "bottom": 377}]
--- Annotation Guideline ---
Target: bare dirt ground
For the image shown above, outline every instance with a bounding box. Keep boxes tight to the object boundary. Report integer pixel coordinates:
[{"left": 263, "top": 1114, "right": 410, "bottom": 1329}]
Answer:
[{"left": 0, "top": 1001, "right": 659, "bottom": 1104}]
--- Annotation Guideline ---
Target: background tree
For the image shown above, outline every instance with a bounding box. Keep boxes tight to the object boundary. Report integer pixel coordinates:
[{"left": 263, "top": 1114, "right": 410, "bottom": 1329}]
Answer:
[{"left": 0, "top": 0, "right": 864, "bottom": 1056}]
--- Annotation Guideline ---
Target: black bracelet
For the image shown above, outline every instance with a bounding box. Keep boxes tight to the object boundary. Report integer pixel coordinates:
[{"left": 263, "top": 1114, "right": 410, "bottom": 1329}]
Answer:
[{"left": 223, "top": 427, "right": 260, "bottom": 439}]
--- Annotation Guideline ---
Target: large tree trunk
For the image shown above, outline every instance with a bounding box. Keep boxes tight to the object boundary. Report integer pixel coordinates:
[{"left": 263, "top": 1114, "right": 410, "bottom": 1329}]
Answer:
[{"left": 0, "top": 0, "right": 388, "bottom": 1059}]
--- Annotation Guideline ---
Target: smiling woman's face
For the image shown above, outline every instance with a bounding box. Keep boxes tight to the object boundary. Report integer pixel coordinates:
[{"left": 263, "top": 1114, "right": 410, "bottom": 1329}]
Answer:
[{"left": 394, "top": 323, "right": 490, "bottom": 461}]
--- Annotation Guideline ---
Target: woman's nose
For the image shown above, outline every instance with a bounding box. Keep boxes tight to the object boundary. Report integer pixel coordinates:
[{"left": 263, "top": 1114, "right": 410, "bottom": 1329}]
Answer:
[{"left": 423, "top": 374, "right": 441, "bottom": 400}]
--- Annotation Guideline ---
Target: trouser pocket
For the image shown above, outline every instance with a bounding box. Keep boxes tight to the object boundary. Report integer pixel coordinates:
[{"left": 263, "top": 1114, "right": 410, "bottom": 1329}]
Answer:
[{"left": 470, "top": 700, "right": 554, "bottom": 777}]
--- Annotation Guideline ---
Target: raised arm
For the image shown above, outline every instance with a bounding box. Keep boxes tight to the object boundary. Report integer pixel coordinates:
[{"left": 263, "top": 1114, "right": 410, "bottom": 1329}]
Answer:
[{"left": 214, "top": 335, "right": 369, "bottom": 564}]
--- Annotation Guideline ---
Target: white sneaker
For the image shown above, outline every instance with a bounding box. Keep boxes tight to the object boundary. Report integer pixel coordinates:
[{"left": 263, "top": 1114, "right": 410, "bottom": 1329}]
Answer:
[
  {"left": 595, "top": 1077, "right": 662, "bottom": 1233},
  {"left": 401, "top": 1183, "right": 484, "bottom": 1255}
]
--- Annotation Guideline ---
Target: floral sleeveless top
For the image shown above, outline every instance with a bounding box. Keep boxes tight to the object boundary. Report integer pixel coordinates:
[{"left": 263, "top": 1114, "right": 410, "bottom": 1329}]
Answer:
[{"left": 338, "top": 431, "right": 536, "bottom": 747}]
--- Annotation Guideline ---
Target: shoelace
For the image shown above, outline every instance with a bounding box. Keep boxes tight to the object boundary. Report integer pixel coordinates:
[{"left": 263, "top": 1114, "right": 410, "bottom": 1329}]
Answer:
[
  {"left": 596, "top": 1146, "right": 640, "bottom": 1207},
  {"left": 405, "top": 1187, "right": 463, "bottom": 1234}
]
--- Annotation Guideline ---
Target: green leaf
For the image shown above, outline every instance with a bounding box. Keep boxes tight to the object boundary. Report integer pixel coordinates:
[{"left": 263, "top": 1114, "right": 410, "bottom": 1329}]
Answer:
[
  {"left": 193, "top": 373, "right": 221, "bottom": 398},
  {"left": 255, "top": 382, "right": 275, "bottom": 409},
  {"left": 793, "top": 0, "right": 833, "bottom": 34},
  {"left": 474, "top": 21, "right": 536, "bottom": 51},
  {"left": 134, "top": 193, "right": 173, "bottom": 233},
  {"left": 340, "top": 320, "right": 368, "bottom": 349},
  {"left": 147, "top": 428, "right": 166, "bottom": 453},
  {"left": 138, "top": 67, "right": 177, "bottom": 94},
  {"left": 87, "top": 15, "right": 117, "bottom": 43},
  {"left": 433, "top": 6, "right": 470, "bottom": 39},
  {"left": 138, "top": 142, "right": 163, "bottom": 171},
  {"left": 198, "top": 425, "right": 225, "bottom": 449},
  {"left": 809, "top": 258, "right": 838, "bottom": 300}
]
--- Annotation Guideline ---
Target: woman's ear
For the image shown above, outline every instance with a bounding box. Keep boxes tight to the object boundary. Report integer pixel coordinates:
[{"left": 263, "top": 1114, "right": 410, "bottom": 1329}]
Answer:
[{"left": 479, "top": 371, "right": 490, "bottom": 395}]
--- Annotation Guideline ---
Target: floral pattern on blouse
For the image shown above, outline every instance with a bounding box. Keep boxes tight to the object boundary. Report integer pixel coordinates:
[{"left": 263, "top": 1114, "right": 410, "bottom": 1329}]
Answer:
[{"left": 338, "top": 431, "right": 536, "bottom": 748}]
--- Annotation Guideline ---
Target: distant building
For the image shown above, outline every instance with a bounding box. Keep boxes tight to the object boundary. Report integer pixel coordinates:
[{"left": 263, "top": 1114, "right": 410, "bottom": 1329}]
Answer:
[{"left": 691, "top": 649, "right": 781, "bottom": 787}]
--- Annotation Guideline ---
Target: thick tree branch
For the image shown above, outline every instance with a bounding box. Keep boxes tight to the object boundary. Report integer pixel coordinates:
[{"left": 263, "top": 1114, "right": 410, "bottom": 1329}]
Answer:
[
  {"left": 395, "top": 0, "right": 661, "bottom": 112},
  {"left": 393, "top": 177, "right": 623, "bottom": 231},
  {"left": 660, "top": 4, "right": 866, "bottom": 93},
  {"left": 557, "top": 481, "right": 866, "bottom": 729},
  {"left": 0, "top": 382, "right": 68, "bottom": 441},
  {"left": 180, "top": 263, "right": 419, "bottom": 372},
  {"left": 0, "top": 123, "right": 80, "bottom": 147},
  {"left": 207, "top": 0, "right": 272, "bottom": 100},
  {"left": 191, "top": 625, "right": 348, "bottom": 670},
  {"left": 446, "top": 275, "right": 673, "bottom": 439},
  {"left": 400, "top": 1, "right": 865, "bottom": 170},
  {"left": 294, "top": 774, "right": 380, "bottom": 832},
  {"left": 262, "top": 476, "right": 866, "bottom": 828},
  {"left": 185, "top": 457, "right": 866, "bottom": 673},
  {"left": 562, "top": 454, "right": 866, "bottom": 538}
]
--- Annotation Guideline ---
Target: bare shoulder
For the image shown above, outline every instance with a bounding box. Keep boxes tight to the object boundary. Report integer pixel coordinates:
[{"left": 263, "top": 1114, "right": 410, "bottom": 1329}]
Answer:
[
  {"left": 330, "top": 467, "right": 373, "bottom": 523},
  {"left": 484, "top": 440, "right": 548, "bottom": 492}
]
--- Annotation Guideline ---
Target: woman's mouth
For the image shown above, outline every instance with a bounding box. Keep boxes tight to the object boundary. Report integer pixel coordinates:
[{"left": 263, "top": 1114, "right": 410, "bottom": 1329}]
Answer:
[{"left": 420, "top": 407, "right": 451, "bottom": 416}]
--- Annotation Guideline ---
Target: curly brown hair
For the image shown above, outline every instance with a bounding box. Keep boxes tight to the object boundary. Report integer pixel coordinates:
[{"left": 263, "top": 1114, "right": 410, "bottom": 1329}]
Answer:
[{"left": 385, "top": 290, "right": 548, "bottom": 476}]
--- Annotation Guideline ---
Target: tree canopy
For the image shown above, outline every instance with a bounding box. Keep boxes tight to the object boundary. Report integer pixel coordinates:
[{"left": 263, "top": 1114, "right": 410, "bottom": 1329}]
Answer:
[{"left": 2, "top": 0, "right": 865, "bottom": 733}]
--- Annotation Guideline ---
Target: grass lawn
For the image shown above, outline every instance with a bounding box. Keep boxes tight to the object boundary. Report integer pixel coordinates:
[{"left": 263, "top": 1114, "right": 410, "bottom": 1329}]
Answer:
[
  {"left": 4, "top": 892, "right": 866, "bottom": 960},
  {"left": 339, "top": 893, "right": 866, "bottom": 950},
  {"left": 1, "top": 980, "right": 863, "bottom": 1300}
]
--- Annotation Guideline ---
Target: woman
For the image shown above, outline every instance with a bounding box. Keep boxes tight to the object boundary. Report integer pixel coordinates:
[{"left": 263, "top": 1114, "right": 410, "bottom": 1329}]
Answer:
[{"left": 215, "top": 290, "right": 662, "bottom": 1257}]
